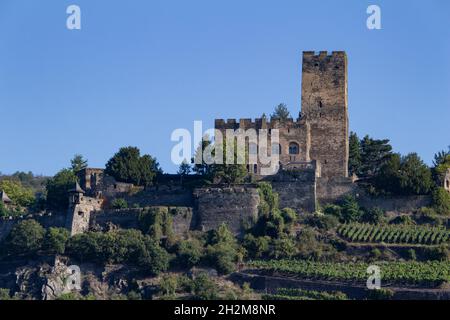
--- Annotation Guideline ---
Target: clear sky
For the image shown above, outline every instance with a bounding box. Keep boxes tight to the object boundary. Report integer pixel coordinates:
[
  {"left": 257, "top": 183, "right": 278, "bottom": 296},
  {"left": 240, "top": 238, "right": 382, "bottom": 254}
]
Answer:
[{"left": 0, "top": 0, "right": 449, "bottom": 176}]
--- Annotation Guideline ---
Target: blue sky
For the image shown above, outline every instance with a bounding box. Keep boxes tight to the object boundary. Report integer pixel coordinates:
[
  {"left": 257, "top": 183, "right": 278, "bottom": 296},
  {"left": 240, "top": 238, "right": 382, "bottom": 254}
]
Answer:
[{"left": 0, "top": 0, "right": 449, "bottom": 175}]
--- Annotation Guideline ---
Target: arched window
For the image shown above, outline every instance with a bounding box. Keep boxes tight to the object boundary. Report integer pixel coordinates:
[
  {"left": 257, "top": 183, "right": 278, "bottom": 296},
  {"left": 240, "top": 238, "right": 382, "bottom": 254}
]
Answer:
[
  {"left": 289, "top": 142, "right": 299, "bottom": 155},
  {"left": 272, "top": 143, "right": 282, "bottom": 155}
]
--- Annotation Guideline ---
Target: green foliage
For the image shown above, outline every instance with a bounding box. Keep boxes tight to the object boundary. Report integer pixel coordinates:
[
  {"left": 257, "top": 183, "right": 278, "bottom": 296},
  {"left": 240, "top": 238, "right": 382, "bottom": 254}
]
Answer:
[
  {"left": 270, "top": 236, "right": 297, "bottom": 259},
  {"left": 191, "top": 273, "right": 219, "bottom": 300},
  {"left": 138, "top": 207, "right": 174, "bottom": 243},
  {"left": 0, "top": 288, "right": 12, "bottom": 300},
  {"left": 348, "top": 131, "right": 362, "bottom": 176},
  {"left": 263, "top": 288, "right": 348, "bottom": 301},
  {"left": 210, "top": 139, "right": 247, "bottom": 184},
  {"left": 0, "top": 202, "right": 8, "bottom": 218},
  {"left": 257, "top": 182, "right": 279, "bottom": 216},
  {"left": 373, "top": 153, "right": 432, "bottom": 195},
  {"left": 0, "top": 179, "right": 35, "bottom": 207},
  {"left": 305, "top": 214, "right": 339, "bottom": 230},
  {"left": 339, "top": 195, "right": 363, "bottom": 223},
  {"left": 432, "top": 187, "right": 450, "bottom": 215},
  {"left": 192, "top": 136, "right": 214, "bottom": 179},
  {"left": 70, "top": 154, "right": 88, "bottom": 172},
  {"left": 242, "top": 234, "right": 270, "bottom": 259},
  {"left": 159, "top": 274, "right": 179, "bottom": 296},
  {"left": 43, "top": 227, "right": 70, "bottom": 254},
  {"left": 46, "top": 169, "right": 78, "bottom": 210},
  {"left": 105, "top": 146, "right": 161, "bottom": 187},
  {"left": 5, "top": 220, "right": 45, "bottom": 255},
  {"left": 248, "top": 259, "right": 450, "bottom": 286},
  {"left": 337, "top": 223, "right": 449, "bottom": 245},
  {"left": 359, "top": 135, "right": 393, "bottom": 178},
  {"left": 361, "top": 207, "right": 384, "bottom": 224},
  {"left": 205, "top": 224, "right": 238, "bottom": 274},
  {"left": 270, "top": 103, "right": 291, "bottom": 122},
  {"left": 111, "top": 198, "right": 128, "bottom": 209},
  {"left": 66, "top": 229, "right": 169, "bottom": 275},
  {"left": 177, "top": 159, "right": 192, "bottom": 176},
  {"left": 367, "top": 288, "right": 394, "bottom": 300},
  {"left": 176, "top": 239, "right": 203, "bottom": 268}
]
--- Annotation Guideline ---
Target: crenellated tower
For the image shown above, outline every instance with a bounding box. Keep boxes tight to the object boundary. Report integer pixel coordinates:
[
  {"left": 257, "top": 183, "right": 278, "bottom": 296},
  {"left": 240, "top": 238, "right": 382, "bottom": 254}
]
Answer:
[{"left": 301, "top": 51, "right": 349, "bottom": 179}]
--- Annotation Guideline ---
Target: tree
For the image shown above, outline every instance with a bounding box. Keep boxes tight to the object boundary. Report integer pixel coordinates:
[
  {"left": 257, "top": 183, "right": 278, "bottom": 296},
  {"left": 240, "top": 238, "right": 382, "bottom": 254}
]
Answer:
[
  {"left": 6, "top": 220, "right": 45, "bottom": 255},
  {"left": 105, "top": 146, "right": 161, "bottom": 186},
  {"left": 397, "top": 153, "right": 432, "bottom": 195},
  {"left": 0, "top": 179, "right": 35, "bottom": 207},
  {"left": 205, "top": 224, "right": 238, "bottom": 274},
  {"left": 46, "top": 169, "right": 77, "bottom": 210},
  {"left": 348, "top": 132, "right": 362, "bottom": 176},
  {"left": 176, "top": 239, "right": 203, "bottom": 268},
  {"left": 43, "top": 227, "right": 70, "bottom": 254},
  {"left": 340, "top": 195, "right": 363, "bottom": 223},
  {"left": 432, "top": 187, "right": 450, "bottom": 215},
  {"left": 210, "top": 138, "right": 248, "bottom": 184},
  {"left": 433, "top": 146, "right": 450, "bottom": 167},
  {"left": 178, "top": 159, "right": 191, "bottom": 176},
  {"left": 271, "top": 103, "right": 291, "bottom": 122},
  {"left": 192, "top": 136, "right": 213, "bottom": 178},
  {"left": 70, "top": 154, "right": 88, "bottom": 173},
  {"left": 359, "top": 135, "right": 393, "bottom": 178}
]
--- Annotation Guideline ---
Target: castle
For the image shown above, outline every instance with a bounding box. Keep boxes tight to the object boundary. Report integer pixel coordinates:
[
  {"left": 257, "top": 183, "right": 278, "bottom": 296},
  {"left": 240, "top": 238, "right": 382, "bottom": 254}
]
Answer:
[
  {"left": 215, "top": 51, "right": 349, "bottom": 180},
  {"left": 60, "top": 51, "right": 355, "bottom": 237}
]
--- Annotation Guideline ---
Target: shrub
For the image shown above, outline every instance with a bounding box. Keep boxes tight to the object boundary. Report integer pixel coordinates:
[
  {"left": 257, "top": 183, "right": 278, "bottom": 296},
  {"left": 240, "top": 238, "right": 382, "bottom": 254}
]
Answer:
[
  {"left": 432, "top": 187, "right": 450, "bottom": 215},
  {"left": 176, "top": 239, "right": 203, "bottom": 268},
  {"left": 111, "top": 198, "right": 128, "bottom": 209},
  {"left": 367, "top": 288, "right": 394, "bottom": 300},
  {"left": 0, "top": 288, "right": 12, "bottom": 300},
  {"left": 340, "top": 195, "right": 363, "bottom": 223},
  {"left": 242, "top": 234, "right": 270, "bottom": 259},
  {"left": 361, "top": 207, "right": 384, "bottom": 224},
  {"left": 270, "top": 236, "right": 297, "bottom": 259},
  {"left": 43, "top": 227, "right": 70, "bottom": 254},
  {"left": 159, "top": 274, "right": 179, "bottom": 296},
  {"left": 46, "top": 169, "right": 78, "bottom": 210},
  {"left": 5, "top": 220, "right": 45, "bottom": 255},
  {"left": 305, "top": 214, "right": 339, "bottom": 230},
  {"left": 191, "top": 273, "right": 218, "bottom": 300}
]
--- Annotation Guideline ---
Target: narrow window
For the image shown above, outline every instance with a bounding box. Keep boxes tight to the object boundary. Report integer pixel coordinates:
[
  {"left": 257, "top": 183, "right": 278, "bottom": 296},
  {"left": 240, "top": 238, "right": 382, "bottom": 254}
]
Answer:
[{"left": 289, "top": 142, "right": 299, "bottom": 155}]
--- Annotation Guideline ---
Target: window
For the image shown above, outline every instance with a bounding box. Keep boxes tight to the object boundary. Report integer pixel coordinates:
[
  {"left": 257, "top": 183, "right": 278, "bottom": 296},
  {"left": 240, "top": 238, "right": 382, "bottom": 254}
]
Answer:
[
  {"left": 254, "top": 164, "right": 258, "bottom": 174},
  {"left": 289, "top": 142, "right": 299, "bottom": 155},
  {"left": 446, "top": 180, "right": 450, "bottom": 189}
]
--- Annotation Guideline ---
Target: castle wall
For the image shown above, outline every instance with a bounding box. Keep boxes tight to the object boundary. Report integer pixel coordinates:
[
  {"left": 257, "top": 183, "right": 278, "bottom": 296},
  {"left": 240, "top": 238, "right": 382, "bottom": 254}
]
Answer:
[
  {"left": 301, "top": 51, "right": 349, "bottom": 179},
  {"left": 90, "top": 207, "right": 194, "bottom": 236},
  {"left": 357, "top": 195, "right": 432, "bottom": 214},
  {"left": 316, "top": 176, "right": 356, "bottom": 204},
  {"left": 0, "top": 213, "right": 66, "bottom": 241},
  {"left": 193, "top": 186, "right": 260, "bottom": 236}
]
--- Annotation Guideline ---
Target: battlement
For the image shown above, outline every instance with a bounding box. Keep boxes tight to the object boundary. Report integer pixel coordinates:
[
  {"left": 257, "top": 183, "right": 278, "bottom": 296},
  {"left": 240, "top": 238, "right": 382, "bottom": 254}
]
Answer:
[
  {"left": 215, "top": 117, "right": 305, "bottom": 130},
  {"left": 303, "top": 51, "right": 346, "bottom": 58}
]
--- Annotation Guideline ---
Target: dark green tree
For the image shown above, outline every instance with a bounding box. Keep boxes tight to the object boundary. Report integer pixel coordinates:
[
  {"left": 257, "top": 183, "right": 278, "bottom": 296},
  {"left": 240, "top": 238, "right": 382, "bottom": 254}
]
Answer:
[
  {"left": 359, "top": 135, "right": 393, "bottom": 178},
  {"left": 270, "top": 103, "right": 291, "bottom": 122},
  {"left": 178, "top": 159, "right": 192, "bottom": 176},
  {"left": 105, "top": 147, "right": 161, "bottom": 186},
  {"left": 70, "top": 154, "right": 88, "bottom": 173},
  {"left": 43, "top": 227, "right": 70, "bottom": 254},
  {"left": 348, "top": 132, "right": 362, "bottom": 176},
  {"left": 6, "top": 220, "right": 45, "bottom": 255},
  {"left": 192, "top": 136, "right": 213, "bottom": 178},
  {"left": 397, "top": 153, "right": 432, "bottom": 195},
  {"left": 46, "top": 169, "right": 78, "bottom": 210},
  {"left": 210, "top": 139, "right": 247, "bottom": 184}
]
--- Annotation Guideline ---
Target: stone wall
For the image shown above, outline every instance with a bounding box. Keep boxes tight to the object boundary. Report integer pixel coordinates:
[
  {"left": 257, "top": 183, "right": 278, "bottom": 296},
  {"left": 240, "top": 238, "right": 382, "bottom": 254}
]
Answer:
[
  {"left": 90, "top": 206, "right": 194, "bottom": 235},
  {"left": 193, "top": 186, "right": 260, "bottom": 236},
  {"left": 0, "top": 213, "right": 66, "bottom": 241},
  {"left": 266, "top": 165, "right": 317, "bottom": 213},
  {"left": 357, "top": 194, "right": 432, "bottom": 214},
  {"left": 316, "top": 176, "right": 356, "bottom": 204},
  {"left": 125, "top": 186, "right": 194, "bottom": 208}
]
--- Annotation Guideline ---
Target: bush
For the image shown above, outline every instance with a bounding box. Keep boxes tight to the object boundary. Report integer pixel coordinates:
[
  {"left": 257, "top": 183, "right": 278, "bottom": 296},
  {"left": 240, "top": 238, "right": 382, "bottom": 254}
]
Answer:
[
  {"left": 340, "top": 195, "right": 363, "bottom": 223},
  {"left": 43, "top": 227, "right": 70, "bottom": 254},
  {"left": 323, "top": 204, "right": 342, "bottom": 220},
  {"left": 305, "top": 214, "right": 339, "bottom": 230},
  {"left": 5, "top": 220, "right": 45, "bottom": 255},
  {"left": 367, "top": 288, "right": 394, "bottom": 300},
  {"left": 176, "top": 239, "right": 203, "bottom": 268},
  {"left": 138, "top": 207, "right": 174, "bottom": 243},
  {"left": 159, "top": 274, "right": 179, "bottom": 296},
  {"left": 0, "top": 288, "right": 12, "bottom": 300},
  {"left": 111, "top": 198, "right": 128, "bottom": 209},
  {"left": 270, "top": 236, "right": 297, "bottom": 259},
  {"left": 66, "top": 229, "right": 169, "bottom": 275},
  {"left": 432, "top": 187, "right": 450, "bottom": 215},
  {"left": 422, "top": 245, "right": 449, "bottom": 261},
  {"left": 191, "top": 273, "right": 218, "bottom": 300},
  {"left": 361, "top": 207, "right": 384, "bottom": 224},
  {"left": 242, "top": 234, "right": 270, "bottom": 259},
  {"left": 0, "top": 180, "right": 35, "bottom": 207},
  {"left": 205, "top": 224, "right": 238, "bottom": 274}
]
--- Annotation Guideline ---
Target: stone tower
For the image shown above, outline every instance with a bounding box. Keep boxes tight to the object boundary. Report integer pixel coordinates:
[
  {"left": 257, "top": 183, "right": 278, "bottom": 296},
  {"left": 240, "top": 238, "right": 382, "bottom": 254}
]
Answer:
[{"left": 301, "top": 51, "right": 349, "bottom": 179}]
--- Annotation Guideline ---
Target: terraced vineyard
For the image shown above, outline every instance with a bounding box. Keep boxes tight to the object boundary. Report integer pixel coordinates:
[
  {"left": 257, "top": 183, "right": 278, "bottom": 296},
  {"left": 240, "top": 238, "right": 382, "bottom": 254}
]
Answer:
[
  {"left": 337, "top": 223, "right": 450, "bottom": 245},
  {"left": 262, "top": 288, "right": 348, "bottom": 300},
  {"left": 248, "top": 260, "right": 450, "bottom": 286}
]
